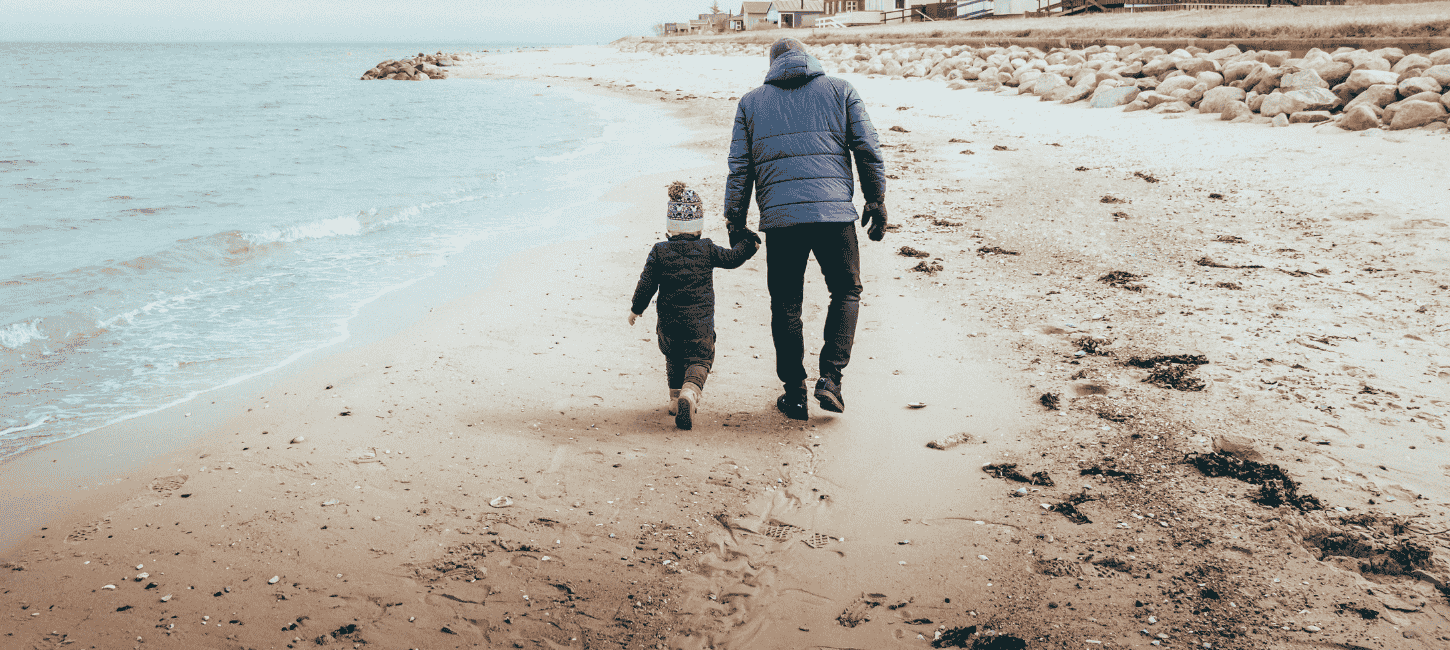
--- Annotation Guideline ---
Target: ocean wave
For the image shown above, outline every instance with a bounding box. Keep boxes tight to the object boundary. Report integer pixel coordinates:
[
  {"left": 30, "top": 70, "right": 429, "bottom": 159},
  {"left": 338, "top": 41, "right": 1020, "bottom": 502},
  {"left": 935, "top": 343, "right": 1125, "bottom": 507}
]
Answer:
[
  {"left": 535, "top": 142, "right": 605, "bottom": 163},
  {"left": 0, "top": 318, "right": 48, "bottom": 350},
  {"left": 0, "top": 416, "right": 49, "bottom": 438}
]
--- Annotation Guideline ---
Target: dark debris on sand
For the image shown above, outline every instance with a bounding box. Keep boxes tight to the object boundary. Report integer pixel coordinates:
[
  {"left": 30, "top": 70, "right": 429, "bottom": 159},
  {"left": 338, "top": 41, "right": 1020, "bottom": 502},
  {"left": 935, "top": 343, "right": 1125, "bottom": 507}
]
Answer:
[
  {"left": 977, "top": 246, "right": 1019, "bottom": 256},
  {"left": 1196, "top": 256, "right": 1263, "bottom": 269},
  {"left": 982, "top": 463, "right": 1055, "bottom": 487},
  {"left": 1080, "top": 466, "right": 1139, "bottom": 482},
  {"left": 898, "top": 245, "right": 931, "bottom": 258},
  {"left": 1142, "top": 362, "right": 1207, "bottom": 391},
  {"left": 1098, "top": 271, "right": 1145, "bottom": 292},
  {"left": 1100, "top": 195, "right": 1126, "bottom": 204},
  {"left": 1133, "top": 171, "right": 1159, "bottom": 183},
  {"left": 1049, "top": 493, "right": 1094, "bottom": 524},
  {"left": 1126, "top": 354, "right": 1207, "bottom": 368},
  {"left": 1215, "top": 235, "right": 1246, "bottom": 243},
  {"left": 1075, "top": 336, "right": 1112, "bottom": 356},
  {"left": 1039, "top": 392, "right": 1060, "bottom": 410},
  {"left": 911, "top": 261, "right": 944, "bottom": 275},
  {"left": 1185, "top": 451, "right": 1322, "bottom": 511}
]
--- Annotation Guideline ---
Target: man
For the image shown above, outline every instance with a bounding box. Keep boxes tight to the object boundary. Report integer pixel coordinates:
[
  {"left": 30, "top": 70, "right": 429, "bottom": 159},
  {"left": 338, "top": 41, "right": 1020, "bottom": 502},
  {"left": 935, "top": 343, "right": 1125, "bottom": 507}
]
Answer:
[{"left": 724, "top": 37, "right": 888, "bottom": 421}]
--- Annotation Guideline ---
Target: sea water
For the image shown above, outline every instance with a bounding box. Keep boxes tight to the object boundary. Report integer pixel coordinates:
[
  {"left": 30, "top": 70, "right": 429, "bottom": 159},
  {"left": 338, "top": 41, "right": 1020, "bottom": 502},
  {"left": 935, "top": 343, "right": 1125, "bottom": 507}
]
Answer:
[{"left": 0, "top": 43, "right": 700, "bottom": 461}]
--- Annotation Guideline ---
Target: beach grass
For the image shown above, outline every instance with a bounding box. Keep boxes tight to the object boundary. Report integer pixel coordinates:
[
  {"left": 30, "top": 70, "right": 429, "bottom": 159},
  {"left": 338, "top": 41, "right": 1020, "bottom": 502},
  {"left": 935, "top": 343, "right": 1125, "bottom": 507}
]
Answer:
[{"left": 656, "top": 2, "right": 1450, "bottom": 44}]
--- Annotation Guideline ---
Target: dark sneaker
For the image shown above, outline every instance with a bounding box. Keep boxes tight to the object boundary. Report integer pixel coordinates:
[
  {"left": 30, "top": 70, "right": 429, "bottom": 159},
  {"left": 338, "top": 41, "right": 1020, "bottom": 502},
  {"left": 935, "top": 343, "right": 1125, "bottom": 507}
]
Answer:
[
  {"left": 815, "top": 377, "right": 844, "bottom": 413},
  {"left": 776, "top": 392, "right": 808, "bottom": 421}
]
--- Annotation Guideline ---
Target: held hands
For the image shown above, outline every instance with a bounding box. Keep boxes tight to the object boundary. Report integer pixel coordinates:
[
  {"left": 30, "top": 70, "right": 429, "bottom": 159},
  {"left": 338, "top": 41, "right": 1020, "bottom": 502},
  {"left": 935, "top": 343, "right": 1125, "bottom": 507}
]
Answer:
[
  {"left": 728, "top": 226, "right": 761, "bottom": 248},
  {"left": 628, "top": 311, "right": 639, "bottom": 326},
  {"left": 861, "top": 202, "right": 887, "bottom": 241}
]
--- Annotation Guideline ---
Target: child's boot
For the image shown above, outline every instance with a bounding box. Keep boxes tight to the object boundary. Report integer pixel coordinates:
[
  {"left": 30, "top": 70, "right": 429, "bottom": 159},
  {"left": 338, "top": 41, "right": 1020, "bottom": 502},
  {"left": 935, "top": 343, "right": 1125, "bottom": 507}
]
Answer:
[
  {"left": 668, "top": 389, "right": 681, "bottom": 416},
  {"left": 676, "top": 382, "right": 701, "bottom": 430}
]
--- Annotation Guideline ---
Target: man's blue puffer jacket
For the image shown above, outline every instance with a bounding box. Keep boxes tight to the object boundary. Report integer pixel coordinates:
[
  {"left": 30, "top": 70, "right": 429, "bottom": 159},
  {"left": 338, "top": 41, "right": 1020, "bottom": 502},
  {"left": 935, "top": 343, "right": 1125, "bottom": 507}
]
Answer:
[{"left": 724, "top": 49, "right": 886, "bottom": 232}]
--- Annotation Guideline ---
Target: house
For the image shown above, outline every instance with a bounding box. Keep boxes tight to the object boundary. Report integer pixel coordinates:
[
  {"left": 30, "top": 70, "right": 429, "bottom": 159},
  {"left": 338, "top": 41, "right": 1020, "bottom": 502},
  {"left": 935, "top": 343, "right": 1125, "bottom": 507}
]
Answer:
[
  {"left": 822, "top": 0, "right": 893, "bottom": 11},
  {"left": 739, "top": 1, "right": 774, "bottom": 29},
  {"left": 699, "top": 12, "right": 734, "bottom": 32},
  {"left": 957, "top": 0, "right": 994, "bottom": 17},
  {"left": 766, "top": 0, "right": 828, "bottom": 28}
]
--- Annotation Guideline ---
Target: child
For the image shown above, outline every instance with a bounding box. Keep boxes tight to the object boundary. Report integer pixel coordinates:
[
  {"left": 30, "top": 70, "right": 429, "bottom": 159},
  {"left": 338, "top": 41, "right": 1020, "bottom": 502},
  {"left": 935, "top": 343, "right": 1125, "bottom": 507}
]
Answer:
[{"left": 628, "top": 182, "right": 759, "bottom": 430}]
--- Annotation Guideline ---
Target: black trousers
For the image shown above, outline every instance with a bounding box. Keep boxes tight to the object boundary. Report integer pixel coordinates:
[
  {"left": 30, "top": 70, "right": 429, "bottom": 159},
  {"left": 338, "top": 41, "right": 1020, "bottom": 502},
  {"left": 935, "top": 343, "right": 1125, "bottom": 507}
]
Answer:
[
  {"left": 765, "top": 222, "right": 861, "bottom": 390},
  {"left": 657, "top": 324, "right": 713, "bottom": 390}
]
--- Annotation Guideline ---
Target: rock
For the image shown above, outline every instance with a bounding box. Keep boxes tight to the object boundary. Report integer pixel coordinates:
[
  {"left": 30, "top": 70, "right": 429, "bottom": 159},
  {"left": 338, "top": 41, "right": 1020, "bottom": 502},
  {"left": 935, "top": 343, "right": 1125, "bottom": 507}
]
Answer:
[
  {"left": 1345, "top": 69, "right": 1400, "bottom": 93},
  {"left": 1345, "top": 84, "right": 1399, "bottom": 112},
  {"left": 1388, "top": 100, "right": 1447, "bottom": 130},
  {"left": 1157, "top": 75, "right": 1198, "bottom": 95},
  {"left": 1177, "top": 58, "right": 1219, "bottom": 75},
  {"left": 1060, "top": 82, "right": 1095, "bottom": 104},
  {"left": 947, "top": 80, "right": 970, "bottom": 90},
  {"left": 1223, "top": 60, "right": 1266, "bottom": 84},
  {"left": 1033, "top": 73, "right": 1066, "bottom": 96},
  {"left": 1200, "top": 86, "right": 1247, "bottom": 113},
  {"left": 1220, "top": 100, "right": 1253, "bottom": 121},
  {"left": 1400, "top": 76, "right": 1443, "bottom": 96},
  {"left": 1090, "top": 85, "right": 1140, "bottom": 108},
  {"left": 1195, "top": 71, "right": 1224, "bottom": 89},
  {"left": 1399, "top": 90, "right": 1443, "bottom": 106},
  {"left": 1392, "top": 53, "right": 1433, "bottom": 74},
  {"left": 1375, "top": 47, "right": 1407, "bottom": 66},
  {"left": 1425, "top": 65, "right": 1450, "bottom": 87},
  {"left": 1151, "top": 100, "right": 1193, "bottom": 114},
  {"left": 1444, "top": 92, "right": 1450, "bottom": 111},
  {"left": 1258, "top": 51, "right": 1290, "bottom": 67},
  {"left": 1261, "top": 88, "right": 1339, "bottom": 117},
  {"left": 1138, "top": 91, "right": 1176, "bottom": 108},
  {"left": 1280, "top": 69, "right": 1328, "bottom": 91},
  {"left": 1272, "top": 113, "right": 1291, "bottom": 127},
  {"left": 290, "top": 436, "right": 304, "bottom": 444},
  {"left": 1314, "top": 62, "right": 1354, "bottom": 86},
  {"left": 268, "top": 576, "right": 280, "bottom": 584},
  {"left": 1213, "top": 434, "right": 1263, "bottom": 461},
  {"left": 1290, "top": 111, "right": 1332, "bottom": 124}
]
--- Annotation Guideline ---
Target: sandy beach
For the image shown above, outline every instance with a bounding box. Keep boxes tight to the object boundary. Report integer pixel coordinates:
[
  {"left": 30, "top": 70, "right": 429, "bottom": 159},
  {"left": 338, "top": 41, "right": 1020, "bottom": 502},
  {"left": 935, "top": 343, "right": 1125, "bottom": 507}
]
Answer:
[{"left": 3, "top": 44, "right": 1449, "bottom": 649}]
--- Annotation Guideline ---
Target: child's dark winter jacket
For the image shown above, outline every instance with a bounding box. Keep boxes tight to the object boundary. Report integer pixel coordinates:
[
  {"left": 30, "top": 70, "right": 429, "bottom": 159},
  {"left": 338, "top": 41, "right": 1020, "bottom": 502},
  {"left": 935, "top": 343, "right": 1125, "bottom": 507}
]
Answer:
[
  {"left": 632, "top": 234, "right": 757, "bottom": 333},
  {"left": 632, "top": 234, "right": 758, "bottom": 386}
]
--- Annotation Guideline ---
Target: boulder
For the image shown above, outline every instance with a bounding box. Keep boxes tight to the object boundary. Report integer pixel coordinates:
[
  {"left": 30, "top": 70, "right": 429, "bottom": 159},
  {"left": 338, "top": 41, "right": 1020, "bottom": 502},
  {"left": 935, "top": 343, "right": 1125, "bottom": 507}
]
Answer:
[
  {"left": 1151, "top": 100, "right": 1193, "bottom": 114},
  {"left": 1139, "top": 91, "right": 1177, "bottom": 108},
  {"left": 1220, "top": 100, "right": 1253, "bottom": 121},
  {"left": 1425, "top": 65, "right": 1450, "bottom": 87},
  {"left": 1345, "top": 84, "right": 1400, "bottom": 112},
  {"left": 1060, "top": 82, "right": 1096, "bottom": 104},
  {"left": 1280, "top": 69, "right": 1328, "bottom": 91},
  {"left": 1257, "top": 51, "right": 1290, "bottom": 67},
  {"left": 1158, "top": 75, "right": 1199, "bottom": 95},
  {"left": 1272, "top": 113, "right": 1291, "bottom": 127},
  {"left": 1340, "top": 105, "right": 1381, "bottom": 131},
  {"left": 1142, "top": 57, "right": 1179, "bottom": 78},
  {"left": 1177, "top": 58, "right": 1219, "bottom": 75},
  {"left": 1373, "top": 47, "right": 1406, "bottom": 66},
  {"left": 1200, "top": 85, "right": 1247, "bottom": 113},
  {"left": 1033, "top": 73, "right": 1067, "bottom": 96},
  {"left": 1445, "top": 92, "right": 1450, "bottom": 111},
  {"left": 1090, "top": 85, "right": 1141, "bottom": 108},
  {"left": 1345, "top": 69, "right": 1400, "bottom": 93},
  {"left": 1392, "top": 54, "right": 1433, "bottom": 75},
  {"left": 1123, "top": 99, "right": 1150, "bottom": 112},
  {"left": 1252, "top": 70, "right": 1286, "bottom": 95},
  {"left": 1290, "top": 111, "right": 1332, "bottom": 124},
  {"left": 1224, "top": 60, "right": 1267, "bottom": 83},
  {"left": 1260, "top": 87, "right": 1338, "bottom": 117},
  {"left": 1196, "top": 71, "right": 1224, "bottom": 89},
  {"left": 1400, "top": 90, "right": 1444, "bottom": 105},
  {"left": 1400, "top": 76, "right": 1443, "bottom": 96},
  {"left": 1248, "top": 93, "right": 1267, "bottom": 112}
]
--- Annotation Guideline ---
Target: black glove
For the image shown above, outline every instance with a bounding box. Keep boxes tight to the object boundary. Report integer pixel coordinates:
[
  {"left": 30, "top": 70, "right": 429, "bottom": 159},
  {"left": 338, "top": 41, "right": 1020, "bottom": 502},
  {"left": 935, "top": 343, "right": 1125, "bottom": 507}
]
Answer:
[
  {"left": 861, "top": 202, "right": 887, "bottom": 241},
  {"left": 728, "top": 226, "right": 761, "bottom": 247}
]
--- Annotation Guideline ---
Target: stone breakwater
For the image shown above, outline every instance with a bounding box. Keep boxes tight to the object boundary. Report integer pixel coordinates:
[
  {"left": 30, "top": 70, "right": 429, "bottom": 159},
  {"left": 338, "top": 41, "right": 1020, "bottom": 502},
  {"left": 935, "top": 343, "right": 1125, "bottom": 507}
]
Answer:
[
  {"left": 360, "top": 51, "right": 480, "bottom": 80},
  {"left": 620, "top": 41, "right": 1450, "bottom": 133}
]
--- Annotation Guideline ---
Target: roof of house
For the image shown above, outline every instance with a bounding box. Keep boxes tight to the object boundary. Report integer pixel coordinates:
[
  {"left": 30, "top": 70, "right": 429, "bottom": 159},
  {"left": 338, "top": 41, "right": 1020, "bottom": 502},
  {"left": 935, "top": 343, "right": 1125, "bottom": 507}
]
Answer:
[
  {"left": 741, "top": 2, "right": 774, "bottom": 14},
  {"left": 770, "top": 0, "right": 826, "bottom": 11}
]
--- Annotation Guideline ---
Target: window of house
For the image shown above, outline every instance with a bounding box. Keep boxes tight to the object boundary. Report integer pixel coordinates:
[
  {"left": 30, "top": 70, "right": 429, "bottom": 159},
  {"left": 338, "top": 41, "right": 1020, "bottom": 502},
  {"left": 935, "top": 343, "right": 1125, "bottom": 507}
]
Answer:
[{"left": 846, "top": 0, "right": 857, "bottom": 10}]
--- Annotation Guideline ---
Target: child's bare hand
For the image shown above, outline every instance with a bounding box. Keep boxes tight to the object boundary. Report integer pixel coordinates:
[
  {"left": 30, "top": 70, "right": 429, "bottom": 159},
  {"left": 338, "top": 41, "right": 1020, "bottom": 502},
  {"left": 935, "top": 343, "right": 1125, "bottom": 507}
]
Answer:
[{"left": 628, "top": 311, "right": 638, "bottom": 326}]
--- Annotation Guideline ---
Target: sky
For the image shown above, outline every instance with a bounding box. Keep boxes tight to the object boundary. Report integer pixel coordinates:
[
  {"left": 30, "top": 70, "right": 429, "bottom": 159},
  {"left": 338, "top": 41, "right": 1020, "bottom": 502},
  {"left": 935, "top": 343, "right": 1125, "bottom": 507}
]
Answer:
[{"left": 0, "top": 0, "right": 734, "bottom": 43}]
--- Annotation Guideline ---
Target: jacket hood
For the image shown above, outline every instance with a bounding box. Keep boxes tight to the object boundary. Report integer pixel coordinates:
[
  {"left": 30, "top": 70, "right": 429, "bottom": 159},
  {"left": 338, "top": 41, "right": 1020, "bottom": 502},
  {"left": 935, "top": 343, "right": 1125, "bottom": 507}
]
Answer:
[{"left": 765, "top": 50, "right": 824, "bottom": 88}]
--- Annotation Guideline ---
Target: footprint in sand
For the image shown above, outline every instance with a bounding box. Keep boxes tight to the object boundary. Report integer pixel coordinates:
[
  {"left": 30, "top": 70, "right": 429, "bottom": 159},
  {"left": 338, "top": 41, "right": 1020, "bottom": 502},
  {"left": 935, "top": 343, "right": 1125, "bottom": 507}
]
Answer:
[{"left": 149, "top": 474, "right": 189, "bottom": 494}]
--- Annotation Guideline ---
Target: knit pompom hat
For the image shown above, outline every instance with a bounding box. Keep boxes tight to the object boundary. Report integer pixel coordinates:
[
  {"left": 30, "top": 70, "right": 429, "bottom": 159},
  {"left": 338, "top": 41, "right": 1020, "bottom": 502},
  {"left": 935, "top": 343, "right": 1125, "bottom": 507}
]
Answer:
[{"left": 666, "top": 181, "right": 703, "bottom": 236}]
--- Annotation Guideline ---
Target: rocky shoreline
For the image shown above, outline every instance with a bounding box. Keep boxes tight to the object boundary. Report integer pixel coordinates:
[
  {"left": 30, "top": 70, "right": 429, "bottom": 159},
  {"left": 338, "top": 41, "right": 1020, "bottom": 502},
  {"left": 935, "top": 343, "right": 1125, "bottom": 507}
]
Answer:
[
  {"left": 359, "top": 51, "right": 481, "bottom": 81},
  {"left": 620, "top": 41, "right": 1450, "bottom": 133}
]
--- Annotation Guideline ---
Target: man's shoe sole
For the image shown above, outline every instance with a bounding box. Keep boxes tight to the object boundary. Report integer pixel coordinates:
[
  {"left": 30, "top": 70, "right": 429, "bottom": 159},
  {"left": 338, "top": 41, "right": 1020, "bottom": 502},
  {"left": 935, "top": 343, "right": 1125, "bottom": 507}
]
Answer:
[{"left": 815, "top": 387, "right": 844, "bottom": 413}]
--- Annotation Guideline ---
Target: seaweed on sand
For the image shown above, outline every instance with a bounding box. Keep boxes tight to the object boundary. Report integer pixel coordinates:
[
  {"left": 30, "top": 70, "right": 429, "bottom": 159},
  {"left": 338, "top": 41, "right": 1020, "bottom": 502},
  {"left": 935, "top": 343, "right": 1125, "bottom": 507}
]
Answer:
[
  {"left": 977, "top": 246, "right": 1019, "bottom": 256},
  {"left": 1142, "top": 362, "right": 1207, "bottom": 391},
  {"left": 1186, "top": 451, "right": 1322, "bottom": 511},
  {"left": 1126, "top": 354, "right": 1207, "bottom": 367},
  {"left": 1050, "top": 493, "right": 1093, "bottom": 524},
  {"left": 898, "top": 246, "right": 931, "bottom": 258},
  {"left": 982, "top": 463, "right": 1054, "bottom": 486},
  {"left": 1039, "top": 392, "right": 1060, "bottom": 410},
  {"left": 1098, "top": 271, "right": 1145, "bottom": 292}
]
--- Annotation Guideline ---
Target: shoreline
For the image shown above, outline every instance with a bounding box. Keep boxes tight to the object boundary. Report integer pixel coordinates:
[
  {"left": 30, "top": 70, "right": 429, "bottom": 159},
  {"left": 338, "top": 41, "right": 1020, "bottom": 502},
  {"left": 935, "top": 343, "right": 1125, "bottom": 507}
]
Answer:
[{"left": 2, "top": 44, "right": 1448, "bottom": 649}]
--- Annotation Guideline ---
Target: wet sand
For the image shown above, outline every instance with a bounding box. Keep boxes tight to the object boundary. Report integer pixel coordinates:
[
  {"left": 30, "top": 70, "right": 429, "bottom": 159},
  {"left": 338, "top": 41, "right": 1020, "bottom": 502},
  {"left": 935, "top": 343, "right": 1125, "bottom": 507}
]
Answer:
[{"left": 2, "top": 45, "right": 1449, "bottom": 649}]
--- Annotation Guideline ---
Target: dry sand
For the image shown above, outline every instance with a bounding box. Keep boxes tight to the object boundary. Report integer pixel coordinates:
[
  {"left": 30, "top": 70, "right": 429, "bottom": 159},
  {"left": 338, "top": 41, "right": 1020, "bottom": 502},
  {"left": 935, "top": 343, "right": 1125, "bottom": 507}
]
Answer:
[{"left": 2, "top": 45, "right": 1449, "bottom": 650}]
